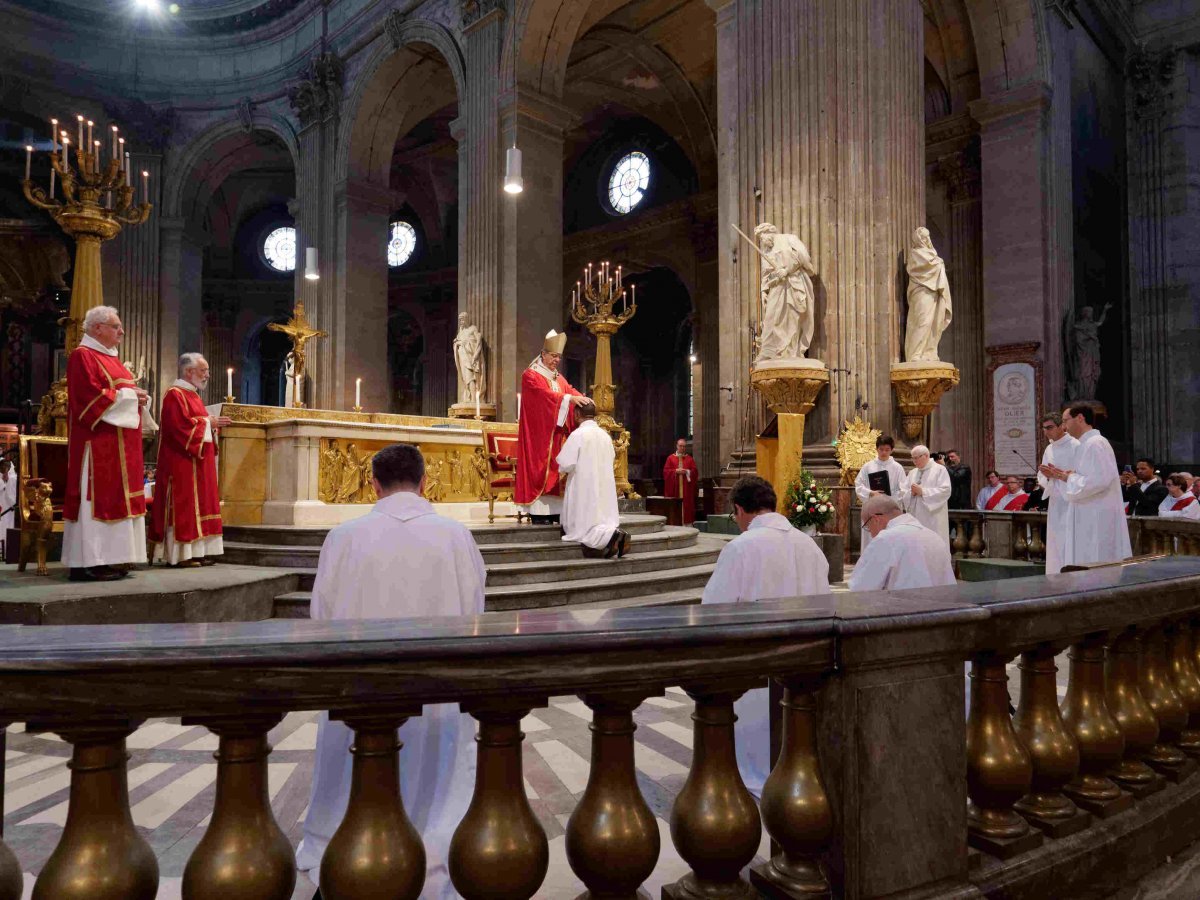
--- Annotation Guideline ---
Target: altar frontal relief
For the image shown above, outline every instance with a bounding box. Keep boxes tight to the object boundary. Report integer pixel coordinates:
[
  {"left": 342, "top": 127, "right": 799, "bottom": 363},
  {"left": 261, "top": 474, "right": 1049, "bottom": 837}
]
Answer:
[{"left": 317, "top": 439, "right": 489, "bottom": 504}]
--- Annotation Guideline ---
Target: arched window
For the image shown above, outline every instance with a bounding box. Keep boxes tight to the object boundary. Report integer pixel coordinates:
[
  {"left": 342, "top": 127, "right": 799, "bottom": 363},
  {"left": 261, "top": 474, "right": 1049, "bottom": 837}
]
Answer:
[
  {"left": 388, "top": 221, "right": 417, "bottom": 268},
  {"left": 607, "top": 151, "right": 651, "bottom": 215},
  {"left": 262, "top": 226, "right": 296, "bottom": 272}
]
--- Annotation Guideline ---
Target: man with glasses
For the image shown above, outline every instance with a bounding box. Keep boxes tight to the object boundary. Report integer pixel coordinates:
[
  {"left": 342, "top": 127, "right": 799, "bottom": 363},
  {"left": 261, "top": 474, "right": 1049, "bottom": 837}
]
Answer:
[
  {"left": 1037, "top": 411, "right": 1078, "bottom": 573},
  {"left": 849, "top": 495, "right": 955, "bottom": 591}
]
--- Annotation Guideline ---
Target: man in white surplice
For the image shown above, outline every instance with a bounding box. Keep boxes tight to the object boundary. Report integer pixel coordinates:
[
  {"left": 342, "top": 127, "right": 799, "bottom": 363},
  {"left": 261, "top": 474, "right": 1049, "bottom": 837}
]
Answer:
[
  {"left": 296, "top": 443, "right": 484, "bottom": 899},
  {"left": 902, "top": 445, "right": 951, "bottom": 546},
  {"left": 853, "top": 433, "right": 906, "bottom": 553},
  {"left": 1038, "top": 404, "right": 1131, "bottom": 569},
  {"left": 849, "top": 496, "right": 956, "bottom": 592},
  {"left": 1037, "top": 411, "right": 1080, "bottom": 574},
  {"left": 702, "top": 475, "right": 830, "bottom": 799},
  {"left": 556, "top": 400, "right": 630, "bottom": 558}
]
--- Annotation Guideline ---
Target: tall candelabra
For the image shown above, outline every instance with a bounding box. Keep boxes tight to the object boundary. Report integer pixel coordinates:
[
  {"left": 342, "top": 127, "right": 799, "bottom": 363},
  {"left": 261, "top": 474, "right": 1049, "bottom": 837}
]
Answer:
[
  {"left": 22, "top": 115, "right": 153, "bottom": 433},
  {"left": 570, "top": 261, "right": 639, "bottom": 499}
]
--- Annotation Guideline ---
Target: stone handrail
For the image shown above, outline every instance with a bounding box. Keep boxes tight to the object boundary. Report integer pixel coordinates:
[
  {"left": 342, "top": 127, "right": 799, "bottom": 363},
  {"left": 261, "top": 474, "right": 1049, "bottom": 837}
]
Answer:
[{"left": 0, "top": 558, "right": 1199, "bottom": 898}]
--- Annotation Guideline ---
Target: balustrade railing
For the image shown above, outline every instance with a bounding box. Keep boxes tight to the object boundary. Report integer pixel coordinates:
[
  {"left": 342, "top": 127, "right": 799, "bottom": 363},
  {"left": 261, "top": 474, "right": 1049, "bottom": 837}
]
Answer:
[{"left": 0, "top": 558, "right": 1199, "bottom": 898}]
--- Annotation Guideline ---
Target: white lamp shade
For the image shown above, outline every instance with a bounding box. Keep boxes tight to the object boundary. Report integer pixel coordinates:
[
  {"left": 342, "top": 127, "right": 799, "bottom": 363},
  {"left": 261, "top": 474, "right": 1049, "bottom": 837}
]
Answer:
[
  {"left": 304, "top": 246, "right": 319, "bottom": 280},
  {"left": 504, "top": 146, "right": 523, "bottom": 194}
]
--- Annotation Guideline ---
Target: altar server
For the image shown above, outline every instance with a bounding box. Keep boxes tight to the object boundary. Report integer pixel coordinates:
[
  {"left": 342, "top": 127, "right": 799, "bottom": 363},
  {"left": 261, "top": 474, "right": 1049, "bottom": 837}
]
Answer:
[
  {"left": 515, "top": 330, "right": 588, "bottom": 523},
  {"left": 1039, "top": 405, "right": 1131, "bottom": 568},
  {"left": 702, "top": 475, "right": 830, "bottom": 799},
  {"left": 296, "top": 444, "right": 484, "bottom": 899},
  {"left": 149, "top": 353, "right": 231, "bottom": 566},
  {"left": 62, "top": 306, "right": 149, "bottom": 582},
  {"left": 558, "top": 400, "right": 629, "bottom": 558},
  {"left": 1160, "top": 474, "right": 1200, "bottom": 520},
  {"left": 853, "top": 433, "right": 906, "bottom": 552},
  {"left": 849, "top": 495, "right": 955, "bottom": 591},
  {"left": 902, "top": 445, "right": 951, "bottom": 546},
  {"left": 1037, "top": 412, "right": 1080, "bottom": 574},
  {"left": 663, "top": 438, "right": 699, "bottom": 524}
]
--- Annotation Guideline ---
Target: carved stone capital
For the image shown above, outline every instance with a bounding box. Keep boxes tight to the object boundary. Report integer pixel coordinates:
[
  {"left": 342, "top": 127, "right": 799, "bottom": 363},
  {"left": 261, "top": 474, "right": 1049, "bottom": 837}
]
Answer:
[
  {"left": 288, "top": 52, "right": 344, "bottom": 125},
  {"left": 461, "top": 0, "right": 505, "bottom": 29},
  {"left": 890, "top": 362, "right": 960, "bottom": 442},
  {"left": 1128, "top": 48, "right": 1177, "bottom": 118},
  {"left": 750, "top": 363, "right": 830, "bottom": 416},
  {"left": 934, "top": 141, "right": 981, "bottom": 203}
]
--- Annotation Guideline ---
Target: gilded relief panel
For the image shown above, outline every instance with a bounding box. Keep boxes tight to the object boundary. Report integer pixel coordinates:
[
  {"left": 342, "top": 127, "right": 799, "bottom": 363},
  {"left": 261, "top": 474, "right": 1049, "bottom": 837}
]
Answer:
[{"left": 317, "top": 439, "right": 489, "bottom": 504}]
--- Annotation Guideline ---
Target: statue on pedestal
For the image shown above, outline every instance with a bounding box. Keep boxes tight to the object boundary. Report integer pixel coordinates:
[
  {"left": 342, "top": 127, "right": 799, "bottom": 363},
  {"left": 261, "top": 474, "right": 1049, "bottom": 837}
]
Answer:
[
  {"left": 1065, "top": 304, "right": 1111, "bottom": 400},
  {"left": 453, "top": 312, "right": 486, "bottom": 404},
  {"left": 751, "top": 223, "right": 816, "bottom": 362},
  {"left": 903, "top": 227, "right": 953, "bottom": 362}
]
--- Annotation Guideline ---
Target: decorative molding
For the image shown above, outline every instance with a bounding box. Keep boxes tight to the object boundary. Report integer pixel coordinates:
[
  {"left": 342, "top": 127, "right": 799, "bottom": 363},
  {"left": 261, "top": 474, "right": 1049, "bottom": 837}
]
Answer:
[
  {"left": 236, "top": 97, "right": 254, "bottom": 133},
  {"left": 750, "top": 366, "right": 830, "bottom": 416},
  {"left": 461, "top": 0, "right": 504, "bottom": 29},
  {"left": 384, "top": 9, "right": 406, "bottom": 48},
  {"left": 288, "top": 52, "right": 343, "bottom": 126},
  {"left": 933, "top": 142, "right": 981, "bottom": 204},
  {"left": 1128, "top": 48, "right": 1177, "bottom": 117}
]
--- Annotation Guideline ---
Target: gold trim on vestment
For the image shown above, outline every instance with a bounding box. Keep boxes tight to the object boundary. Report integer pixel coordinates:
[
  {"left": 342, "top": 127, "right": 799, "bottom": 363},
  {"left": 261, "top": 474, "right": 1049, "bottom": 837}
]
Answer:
[{"left": 78, "top": 393, "right": 109, "bottom": 429}]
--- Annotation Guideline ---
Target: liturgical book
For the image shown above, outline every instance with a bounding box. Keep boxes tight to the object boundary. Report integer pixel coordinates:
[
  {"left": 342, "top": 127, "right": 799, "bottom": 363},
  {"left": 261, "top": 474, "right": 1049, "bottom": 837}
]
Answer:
[{"left": 867, "top": 470, "right": 891, "bottom": 495}]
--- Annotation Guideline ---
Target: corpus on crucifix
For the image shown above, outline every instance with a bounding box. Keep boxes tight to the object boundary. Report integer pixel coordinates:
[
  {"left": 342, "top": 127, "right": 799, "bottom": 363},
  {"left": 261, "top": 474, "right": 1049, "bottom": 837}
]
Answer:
[{"left": 268, "top": 299, "right": 327, "bottom": 408}]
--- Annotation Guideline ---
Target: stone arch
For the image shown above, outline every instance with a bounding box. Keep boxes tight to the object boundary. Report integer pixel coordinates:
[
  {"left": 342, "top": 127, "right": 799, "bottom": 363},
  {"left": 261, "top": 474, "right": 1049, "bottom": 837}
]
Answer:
[
  {"left": 960, "top": 0, "right": 1049, "bottom": 97},
  {"left": 503, "top": 0, "right": 628, "bottom": 97}
]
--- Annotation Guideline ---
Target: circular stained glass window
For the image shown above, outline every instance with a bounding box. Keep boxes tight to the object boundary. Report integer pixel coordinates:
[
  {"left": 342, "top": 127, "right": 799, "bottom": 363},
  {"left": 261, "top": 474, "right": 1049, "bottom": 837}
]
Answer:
[
  {"left": 263, "top": 226, "right": 296, "bottom": 272},
  {"left": 607, "top": 150, "right": 650, "bottom": 215},
  {"left": 388, "top": 221, "right": 417, "bottom": 268}
]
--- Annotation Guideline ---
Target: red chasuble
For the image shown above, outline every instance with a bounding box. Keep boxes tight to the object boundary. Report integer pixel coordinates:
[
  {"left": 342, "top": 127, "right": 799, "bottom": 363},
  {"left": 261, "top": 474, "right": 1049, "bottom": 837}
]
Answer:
[
  {"left": 149, "top": 386, "right": 222, "bottom": 545},
  {"left": 515, "top": 365, "right": 582, "bottom": 505},
  {"left": 1001, "top": 492, "right": 1029, "bottom": 511},
  {"left": 64, "top": 345, "right": 145, "bottom": 522},
  {"left": 663, "top": 453, "right": 698, "bottom": 524},
  {"left": 984, "top": 487, "right": 1008, "bottom": 511}
]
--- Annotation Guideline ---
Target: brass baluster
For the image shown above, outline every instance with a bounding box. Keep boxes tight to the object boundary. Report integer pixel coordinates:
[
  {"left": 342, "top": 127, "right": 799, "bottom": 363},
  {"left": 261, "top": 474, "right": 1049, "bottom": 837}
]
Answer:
[
  {"left": 750, "top": 678, "right": 832, "bottom": 897},
  {"left": 0, "top": 721, "right": 21, "bottom": 900},
  {"left": 664, "top": 685, "right": 761, "bottom": 899},
  {"left": 1028, "top": 522, "right": 1045, "bottom": 560},
  {"left": 182, "top": 715, "right": 295, "bottom": 900},
  {"left": 32, "top": 720, "right": 158, "bottom": 900},
  {"left": 1012, "top": 646, "right": 1088, "bottom": 837},
  {"left": 1061, "top": 635, "right": 1134, "bottom": 817},
  {"left": 321, "top": 710, "right": 427, "bottom": 899},
  {"left": 566, "top": 691, "right": 660, "bottom": 899},
  {"left": 968, "top": 519, "right": 985, "bottom": 557},
  {"left": 966, "top": 654, "right": 1040, "bottom": 857},
  {"left": 951, "top": 519, "right": 968, "bottom": 557},
  {"left": 1012, "top": 523, "right": 1029, "bottom": 559},
  {"left": 450, "top": 701, "right": 549, "bottom": 900},
  {"left": 1139, "top": 623, "right": 1196, "bottom": 780},
  {"left": 1170, "top": 620, "right": 1200, "bottom": 756},
  {"left": 1104, "top": 628, "right": 1165, "bottom": 797}
]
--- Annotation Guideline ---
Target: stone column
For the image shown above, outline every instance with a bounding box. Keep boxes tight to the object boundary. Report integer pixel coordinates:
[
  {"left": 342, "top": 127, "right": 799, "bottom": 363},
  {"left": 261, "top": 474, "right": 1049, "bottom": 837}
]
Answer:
[
  {"left": 707, "top": 0, "right": 924, "bottom": 461},
  {"left": 156, "top": 216, "right": 204, "bottom": 404}
]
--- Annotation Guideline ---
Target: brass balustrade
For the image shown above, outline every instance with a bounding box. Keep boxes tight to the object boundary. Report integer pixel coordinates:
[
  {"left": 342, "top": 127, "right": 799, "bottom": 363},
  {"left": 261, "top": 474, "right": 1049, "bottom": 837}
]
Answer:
[{"left": 1104, "top": 628, "right": 1164, "bottom": 797}]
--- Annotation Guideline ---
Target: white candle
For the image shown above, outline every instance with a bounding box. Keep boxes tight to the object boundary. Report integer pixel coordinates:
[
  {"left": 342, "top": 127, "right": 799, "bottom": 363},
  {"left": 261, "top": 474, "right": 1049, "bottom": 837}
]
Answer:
[
  {"left": 475, "top": 390, "right": 480, "bottom": 418},
  {"left": 226, "top": 367, "right": 233, "bottom": 398},
  {"left": 50, "top": 167, "right": 55, "bottom": 199},
  {"left": 87, "top": 119, "right": 93, "bottom": 148},
  {"left": 76, "top": 115, "right": 83, "bottom": 148},
  {"left": 111, "top": 125, "right": 118, "bottom": 159},
  {"left": 355, "top": 377, "right": 362, "bottom": 408},
  {"left": 124, "top": 151, "right": 130, "bottom": 186},
  {"left": 141, "top": 170, "right": 149, "bottom": 205},
  {"left": 50, "top": 119, "right": 58, "bottom": 152},
  {"left": 517, "top": 393, "right": 521, "bottom": 419},
  {"left": 24, "top": 145, "right": 31, "bottom": 181},
  {"left": 61, "top": 136, "right": 69, "bottom": 167},
  {"left": 93, "top": 140, "right": 101, "bottom": 173}
]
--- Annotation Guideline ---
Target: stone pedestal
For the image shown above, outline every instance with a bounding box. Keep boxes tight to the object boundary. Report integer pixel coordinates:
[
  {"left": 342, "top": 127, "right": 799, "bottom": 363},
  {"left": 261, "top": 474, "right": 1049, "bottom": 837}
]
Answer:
[
  {"left": 889, "top": 362, "right": 960, "bottom": 445},
  {"left": 448, "top": 402, "right": 497, "bottom": 422},
  {"left": 751, "top": 359, "right": 829, "bottom": 514}
]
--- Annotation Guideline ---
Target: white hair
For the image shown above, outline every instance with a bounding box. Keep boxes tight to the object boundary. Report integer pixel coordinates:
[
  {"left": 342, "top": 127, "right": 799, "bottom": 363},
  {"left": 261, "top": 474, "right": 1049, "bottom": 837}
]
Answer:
[
  {"left": 83, "top": 306, "right": 120, "bottom": 333},
  {"left": 178, "top": 352, "right": 207, "bottom": 377},
  {"left": 911, "top": 444, "right": 930, "bottom": 458}
]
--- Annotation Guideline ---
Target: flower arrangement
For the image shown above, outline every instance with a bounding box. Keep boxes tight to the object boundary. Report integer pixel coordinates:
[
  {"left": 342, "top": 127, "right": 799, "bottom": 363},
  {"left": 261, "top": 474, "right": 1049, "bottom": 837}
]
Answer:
[{"left": 784, "top": 468, "right": 834, "bottom": 531}]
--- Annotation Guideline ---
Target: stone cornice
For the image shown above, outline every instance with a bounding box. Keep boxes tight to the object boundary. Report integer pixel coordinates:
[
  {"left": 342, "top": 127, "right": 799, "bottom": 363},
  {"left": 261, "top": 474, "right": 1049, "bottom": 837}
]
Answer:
[{"left": 968, "top": 82, "right": 1051, "bottom": 131}]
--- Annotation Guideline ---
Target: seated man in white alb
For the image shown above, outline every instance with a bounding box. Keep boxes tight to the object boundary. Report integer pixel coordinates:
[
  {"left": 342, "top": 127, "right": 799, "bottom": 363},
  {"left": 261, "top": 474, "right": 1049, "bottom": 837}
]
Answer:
[
  {"left": 557, "top": 400, "right": 630, "bottom": 558},
  {"left": 849, "top": 495, "right": 956, "bottom": 592},
  {"left": 702, "top": 475, "right": 830, "bottom": 798},
  {"left": 1160, "top": 474, "right": 1200, "bottom": 520}
]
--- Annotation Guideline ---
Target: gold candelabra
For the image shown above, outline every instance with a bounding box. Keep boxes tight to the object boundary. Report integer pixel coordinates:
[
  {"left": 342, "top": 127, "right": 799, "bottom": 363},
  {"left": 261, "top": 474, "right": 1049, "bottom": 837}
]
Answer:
[
  {"left": 570, "top": 261, "right": 639, "bottom": 498},
  {"left": 23, "top": 115, "right": 153, "bottom": 434}
]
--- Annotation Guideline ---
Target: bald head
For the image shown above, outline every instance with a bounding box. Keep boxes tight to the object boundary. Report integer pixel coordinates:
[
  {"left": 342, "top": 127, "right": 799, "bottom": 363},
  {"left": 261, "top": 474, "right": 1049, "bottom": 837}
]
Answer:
[{"left": 862, "top": 495, "right": 903, "bottom": 538}]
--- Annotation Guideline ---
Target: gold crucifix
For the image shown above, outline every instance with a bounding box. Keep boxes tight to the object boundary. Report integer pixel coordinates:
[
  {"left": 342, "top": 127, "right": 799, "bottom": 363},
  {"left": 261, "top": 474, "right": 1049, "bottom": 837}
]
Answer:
[{"left": 268, "top": 300, "right": 327, "bottom": 408}]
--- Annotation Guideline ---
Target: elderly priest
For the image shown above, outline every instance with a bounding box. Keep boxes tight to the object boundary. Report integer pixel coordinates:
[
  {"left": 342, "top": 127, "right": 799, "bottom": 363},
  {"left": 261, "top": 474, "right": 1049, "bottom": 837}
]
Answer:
[
  {"left": 849, "top": 495, "right": 956, "bottom": 591},
  {"left": 663, "top": 437, "right": 699, "bottom": 524},
  {"left": 515, "top": 329, "right": 589, "bottom": 523},
  {"left": 149, "top": 353, "right": 232, "bottom": 567},
  {"left": 902, "top": 444, "right": 951, "bottom": 546},
  {"left": 62, "top": 305, "right": 150, "bottom": 582}
]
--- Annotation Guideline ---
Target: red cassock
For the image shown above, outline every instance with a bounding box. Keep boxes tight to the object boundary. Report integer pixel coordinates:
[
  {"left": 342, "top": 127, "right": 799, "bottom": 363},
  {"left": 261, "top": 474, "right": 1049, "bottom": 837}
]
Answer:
[
  {"left": 663, "top": 453, "right": 698, "bottom": 524},
  {"left": 515, "top": 366, "right": 581, "bottom": 505},
  {"left": 149, "top": 386, "right": 222, "bottom": 545},
  {"left": 64, "top": 346, "right": 145, "bottom": 522},
  {"left": 1001, "top": 492, "right": 1029, "bottom": 511}
]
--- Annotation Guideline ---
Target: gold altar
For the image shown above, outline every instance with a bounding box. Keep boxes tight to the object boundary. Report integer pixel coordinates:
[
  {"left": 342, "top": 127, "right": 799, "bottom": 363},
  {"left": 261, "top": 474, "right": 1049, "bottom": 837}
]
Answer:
[{"left": 216, "top": 404, "right": 514, "bottom": 526}]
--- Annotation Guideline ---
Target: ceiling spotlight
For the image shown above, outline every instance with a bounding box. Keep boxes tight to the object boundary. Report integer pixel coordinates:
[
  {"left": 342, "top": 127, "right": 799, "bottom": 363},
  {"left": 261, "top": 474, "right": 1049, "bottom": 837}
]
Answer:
[
  {"left": 503, "top": 145, "right": 523, "bottom": 195},
  {"left": 169, "top": 2, "right": 180, "bottom": 11},
  {"left": 136, "top": 0, "right": 162, "bottom": 12},
  {"left": 689, "top": 354, "right": 698, "bottom": 364}
]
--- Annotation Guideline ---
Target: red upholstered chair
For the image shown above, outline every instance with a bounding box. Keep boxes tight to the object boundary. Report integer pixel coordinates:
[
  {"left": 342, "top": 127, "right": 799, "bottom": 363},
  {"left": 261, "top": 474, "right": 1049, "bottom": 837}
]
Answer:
[{"left": 481, "top": 424, "right": 526, "bottom": 524}]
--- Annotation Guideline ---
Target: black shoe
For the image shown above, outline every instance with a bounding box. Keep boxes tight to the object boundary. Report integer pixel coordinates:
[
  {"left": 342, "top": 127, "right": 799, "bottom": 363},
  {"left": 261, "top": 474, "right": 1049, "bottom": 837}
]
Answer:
[
  {"left": 603, "top": 532, "right": 621, "bottom": 559},
  {"left": 68, "top": 566, "right": 123, "bottom": 582},
  {"left": 616, "top": 530, "right": 632, "bottom": 558},
  {"left": 199, "top": 557, "right": 217, "bottom": 567}
]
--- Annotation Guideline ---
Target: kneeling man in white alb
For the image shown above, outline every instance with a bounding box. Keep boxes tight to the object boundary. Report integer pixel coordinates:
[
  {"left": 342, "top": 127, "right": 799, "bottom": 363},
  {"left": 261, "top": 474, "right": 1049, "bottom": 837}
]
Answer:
[{"left": 557, "top": 399, "right": 630, "bottom": 558}]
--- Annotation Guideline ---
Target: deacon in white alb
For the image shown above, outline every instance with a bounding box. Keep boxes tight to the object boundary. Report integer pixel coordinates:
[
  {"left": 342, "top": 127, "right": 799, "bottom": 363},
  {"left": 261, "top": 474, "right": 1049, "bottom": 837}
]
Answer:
[
  {"left": 902, "top": 445, "right": 951, "bottom": 546},
  {"left": 1037, "top": 411, "right": 1080, "bottom": 574},
  {"left": 853, "top": 433, "right": 906, "bottom": 553},
  {"left": 557, "top": 400, "right": 630, "bottom": 558},
  {"left": 849, "top": 495, "right": 956, "bottom": 591},
  {"left": 1039, "top": 405, "right": 1131, "bottom": 568},
  {"left": 702, "top": 475, "right": 830, "bottom": 799},
  {"left": 296, "top": 444, "right": 484, "bottom": 899}
]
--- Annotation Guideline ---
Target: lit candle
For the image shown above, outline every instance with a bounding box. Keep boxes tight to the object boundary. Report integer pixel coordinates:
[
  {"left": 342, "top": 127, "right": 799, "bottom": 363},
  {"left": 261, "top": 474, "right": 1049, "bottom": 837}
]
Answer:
[
  {"left": 50, "top": 118, "right": 58, "bottom": 152},
  {"left": 475, "top": 390, "right": 481, "bottom": 419},
  {"left": 24, "top": 145, "right": 32, "bottom": 181},
  {"left": 87, "top": 119, "right": 93, "bottom": 148},
  {"left": 61, "top": 136, "right": 69, "bottom": 167},
  {"left": 226, "top": 367, "right": 233, "bottom": 398},
  {"left": 141, "top": 170, "right": 149, "bottom": 205},
  {"left": 355, "top": 377, "right": 362, "bottom": 408},
  {"left": 94, "top": 140, "right": 101, "bottom": 173},
  {"left": 111, "top": 125, "right": 118, "bottom": 159},
  {"left": 50, "top": 167, "right": 55, "bottom": 199},
  {"left": 124, "top": 151, "right": 130, "bottom": 186},
  {"left": 632, "top": 283, "right": 636, "bottom": 307},
  {"left": 76, "top": 115, "right": 83, "bottom": 148},
  {"left": 517, "top": 393, "right": 522, "bottom": 419}
]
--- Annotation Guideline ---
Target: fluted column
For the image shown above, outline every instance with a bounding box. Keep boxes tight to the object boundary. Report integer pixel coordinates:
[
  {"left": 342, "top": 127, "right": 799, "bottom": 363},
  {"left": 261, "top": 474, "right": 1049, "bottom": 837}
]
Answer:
[{"left": 708, "top": 0, "right": 923, "bottom": 455}]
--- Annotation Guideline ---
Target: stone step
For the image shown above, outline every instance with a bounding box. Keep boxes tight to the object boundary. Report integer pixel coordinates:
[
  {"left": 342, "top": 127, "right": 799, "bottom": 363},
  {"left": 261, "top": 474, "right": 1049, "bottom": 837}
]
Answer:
[{"left": 485, "top": 539, "right": 724, "bottom": 586}]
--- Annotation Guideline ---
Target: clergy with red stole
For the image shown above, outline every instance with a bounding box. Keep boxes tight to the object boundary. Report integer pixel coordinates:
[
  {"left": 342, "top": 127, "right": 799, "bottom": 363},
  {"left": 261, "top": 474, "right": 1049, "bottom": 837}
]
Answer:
[
  {"left": 515, "top": 330, "right": 588, "bottom": 522},
  {"left": 663, "top": 438, "right": 698, "bottom": 524},
  {"left": 149, "top": 353, "right": 232, "bottom": 566},
  {"left": 998, "top": 476, "right": 1029, "bottom": 511},
  {"left": 1160, "top": 474, "right": 1200, "bottom": 520},
  {"left": 62, "top": 306, "right": 150, "bottom": 582}
]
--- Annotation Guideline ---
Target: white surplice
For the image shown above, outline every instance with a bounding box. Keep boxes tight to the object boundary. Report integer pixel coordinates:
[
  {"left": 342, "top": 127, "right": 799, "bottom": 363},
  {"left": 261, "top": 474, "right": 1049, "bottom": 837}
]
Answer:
[
  {"left": 1059, "top": 428, "right": 1132, "bottom": 568},
  {"left": 0, "top": 472, "right": 15, "bottom": 555},
  {"left": 1038, "top": 433, "right": 1080, "bottom": 574},
  {"left": 154, "top": 379, "right": 224, "bottom": 565},
  {"left": 902, "top": 461, "right": 951, "bottom": 546},
  {"left": 975, "top": 483, "right": 1003, "bottom": 510},
  {"left": 848, "top": 513, "right": 956, "bottom": 591},
  {"left": 701, "top": 513, "right": 830, "bottom": 798},
  {"left": 1159, "top": 493, "right": 1200, "bottom": 520},
  {"left": 854, "top": 456, "right": 907, "bottom": 552},
  {"left": 556, "top": 419, "right": 619, "bottom": 550},
  {"left": 296, "top": 490, "right": 485, "bottom": 899},
  {"left": 61, "top": 334, "right": 147, "bottom": 569}
]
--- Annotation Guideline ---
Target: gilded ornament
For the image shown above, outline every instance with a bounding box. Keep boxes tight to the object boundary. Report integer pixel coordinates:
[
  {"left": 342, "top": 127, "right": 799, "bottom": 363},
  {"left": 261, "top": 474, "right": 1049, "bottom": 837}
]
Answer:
[
  {"left": 268, "top": 300, "right": 327, "bottom": 409},
  {"left": 889, "top": 363, "right": 960, "bottom": 442},
  {"left": 749, "top": 366, "right": 829, "bottom": 415},
  {"left": 834, "top": 416, "right": 881, "bottom": 487}
]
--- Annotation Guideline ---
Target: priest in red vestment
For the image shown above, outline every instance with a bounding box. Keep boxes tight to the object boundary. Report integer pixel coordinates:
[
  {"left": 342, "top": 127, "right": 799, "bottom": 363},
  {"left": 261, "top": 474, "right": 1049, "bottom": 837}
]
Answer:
[
  {"left": 515, "top": 330, "right": 589, "bottom": 523},
  {"left": 998, "top": 476, "right": 1029, "bottom": 511},
  {"left": 149, "top": 353, "right": 232, "bottom": 566},
  {"left": 663, "top": 438, "right": 699, "bottom": 524},
  {"left": 62, "top": 306, "right": 150, "bottom": 582}
]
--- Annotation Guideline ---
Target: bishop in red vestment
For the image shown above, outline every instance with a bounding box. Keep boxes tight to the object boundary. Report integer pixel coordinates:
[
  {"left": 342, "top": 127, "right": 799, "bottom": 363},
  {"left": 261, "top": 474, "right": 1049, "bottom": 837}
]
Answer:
[
  {"left": 62, "top": 307, "right": 150, "bottom": 581},
  {"left": 515, "top": 330, "right": 587, "bottom": 521},
  {"left": 149, "top": 354, "right": 232, "bottom": 566},
  {"left": 663, "top": 438, "right": 699, "bottom": 524}
]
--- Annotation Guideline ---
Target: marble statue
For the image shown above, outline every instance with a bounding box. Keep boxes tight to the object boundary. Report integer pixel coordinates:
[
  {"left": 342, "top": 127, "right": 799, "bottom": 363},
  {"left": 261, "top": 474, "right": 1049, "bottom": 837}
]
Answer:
[
  {"left": 1066, "top": 303, "right": 1112, "bottom": 400},
  {"left": 903, "top": 227, "right": 953, "bottom": 362},
  {"left": 754, "top": 223, "right": 816, "bottom": 362},
  {"left": 282, "top": 352, "right": 297, "bottom": 408},
  {"left": 453, "top": 312, "right": 486, "bottom": 403}
]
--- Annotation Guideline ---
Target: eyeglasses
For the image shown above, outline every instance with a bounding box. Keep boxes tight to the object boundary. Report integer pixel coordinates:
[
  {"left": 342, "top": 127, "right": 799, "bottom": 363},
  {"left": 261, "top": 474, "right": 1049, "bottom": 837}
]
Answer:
[{"left": 862, "top": 512, "right": 885, "bottom": 529}]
